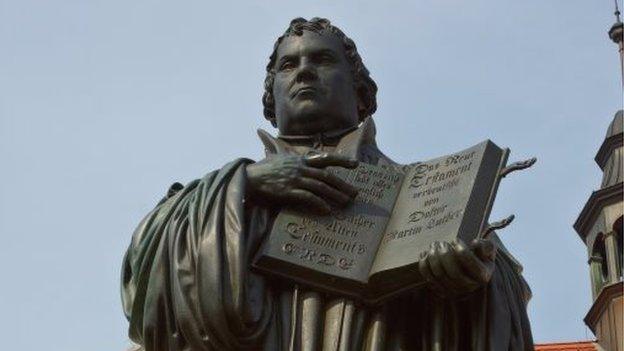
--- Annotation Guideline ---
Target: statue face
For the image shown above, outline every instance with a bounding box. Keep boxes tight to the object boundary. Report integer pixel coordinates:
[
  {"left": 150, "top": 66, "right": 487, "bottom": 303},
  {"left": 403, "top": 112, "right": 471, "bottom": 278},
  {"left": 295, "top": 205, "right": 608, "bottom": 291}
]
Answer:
[{"left": 272, "top": 31, "right": 360, "bottom": 136}]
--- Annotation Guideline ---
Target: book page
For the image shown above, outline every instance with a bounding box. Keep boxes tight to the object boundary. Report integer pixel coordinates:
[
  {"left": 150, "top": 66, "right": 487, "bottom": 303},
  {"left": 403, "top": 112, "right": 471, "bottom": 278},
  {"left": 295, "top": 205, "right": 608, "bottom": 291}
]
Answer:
[
  {"left": 258, "top": 163, "right": 403, "bottom": 283},
  {"left": 369, "top": 141, "right": 495, "bottom": 276}
]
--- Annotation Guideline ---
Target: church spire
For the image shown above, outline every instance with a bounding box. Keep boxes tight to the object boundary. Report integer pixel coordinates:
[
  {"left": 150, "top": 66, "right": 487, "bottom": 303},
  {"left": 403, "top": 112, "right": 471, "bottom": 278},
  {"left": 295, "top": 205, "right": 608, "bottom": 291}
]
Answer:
[
  {"left": 609, "top": 0, "right": 624, "bottom": 87},
  {"left": 571, "top": 4, "right": 624, "bottom": 350}
]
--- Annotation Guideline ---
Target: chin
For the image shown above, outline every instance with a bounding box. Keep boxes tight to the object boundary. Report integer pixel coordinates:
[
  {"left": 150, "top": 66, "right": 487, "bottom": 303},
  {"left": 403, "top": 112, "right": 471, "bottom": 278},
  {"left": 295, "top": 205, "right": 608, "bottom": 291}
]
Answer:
[
  {"left": 291, "top": 103, "right": 326, "bottom": 120},
  {"left": 293, "top": 98, "right": 323, "bottom": 111}
]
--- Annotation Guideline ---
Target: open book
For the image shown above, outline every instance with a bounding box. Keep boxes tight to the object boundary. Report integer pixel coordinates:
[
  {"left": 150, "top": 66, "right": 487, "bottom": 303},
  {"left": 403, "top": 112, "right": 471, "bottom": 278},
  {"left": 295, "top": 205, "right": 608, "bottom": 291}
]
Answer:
[{"left": 253, "top": 140, "right": 510, "bottom": 304}]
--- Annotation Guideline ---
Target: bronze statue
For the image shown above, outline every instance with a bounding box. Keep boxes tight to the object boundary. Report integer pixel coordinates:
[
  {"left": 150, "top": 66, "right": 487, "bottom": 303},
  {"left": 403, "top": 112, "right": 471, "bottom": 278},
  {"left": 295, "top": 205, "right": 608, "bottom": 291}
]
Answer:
[{"left": 121, "top": 18, "right": 534, "bottom": 351}]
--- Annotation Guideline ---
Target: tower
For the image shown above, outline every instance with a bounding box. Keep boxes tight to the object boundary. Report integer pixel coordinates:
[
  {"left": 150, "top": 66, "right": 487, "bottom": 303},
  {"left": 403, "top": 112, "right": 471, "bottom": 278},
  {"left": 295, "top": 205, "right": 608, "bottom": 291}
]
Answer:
[{"left": 573, "top": 2, "right": 624, "bottom": 350}]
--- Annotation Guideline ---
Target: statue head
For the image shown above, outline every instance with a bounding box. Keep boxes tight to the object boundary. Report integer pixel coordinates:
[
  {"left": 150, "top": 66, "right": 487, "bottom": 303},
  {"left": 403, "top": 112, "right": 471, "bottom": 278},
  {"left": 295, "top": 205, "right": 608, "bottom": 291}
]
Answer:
[{"left": 262, "top": 18, "right": 378, "bottom": 136}]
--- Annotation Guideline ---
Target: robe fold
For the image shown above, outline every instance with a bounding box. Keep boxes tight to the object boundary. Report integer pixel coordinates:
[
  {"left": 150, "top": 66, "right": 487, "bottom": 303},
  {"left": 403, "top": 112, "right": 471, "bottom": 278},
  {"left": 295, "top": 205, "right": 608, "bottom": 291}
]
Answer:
[{"left": 122, "top": 119, "right": 534, "bottom": 351}]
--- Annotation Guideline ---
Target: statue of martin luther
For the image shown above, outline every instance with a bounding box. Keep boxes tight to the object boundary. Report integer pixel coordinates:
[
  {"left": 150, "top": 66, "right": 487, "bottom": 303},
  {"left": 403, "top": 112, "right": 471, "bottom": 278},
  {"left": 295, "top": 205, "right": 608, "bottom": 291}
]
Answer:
[{"left": 122, "top": 18, "right": 534, "bottom": 351}]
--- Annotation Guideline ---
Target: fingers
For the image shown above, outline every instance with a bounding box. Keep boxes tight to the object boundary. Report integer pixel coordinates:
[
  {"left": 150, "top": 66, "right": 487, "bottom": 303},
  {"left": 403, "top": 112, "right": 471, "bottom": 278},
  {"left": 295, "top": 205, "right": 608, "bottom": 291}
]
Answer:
[
  {"left": 452, "top": 241, "right": 493, "bottom": 284},
  {"left": 246, "top": 154, "right": 359, "bottom": 213},
  {"left": 420, "top": 240, "right": 495, "bottom": 298},
  {"left": 470, "top": 239, "right": 497, "bottom": 262},
  {"left": 421, "top": 242, "right": 480, "bottom": 296},
  {"left": 418, "top": 250, "right": 447, "bottom": 296},
  {"left": 284, "top": 189, "right": 331, "bottom": 214},
  {"left": 437, "top": 242, "right": 481, "bottom": 291},
  {"left": 301, "top": 167, "right": 359, "bottom": 197},
  {"left": 296, "top": 177, "right": 352, "bottom": 206},
  {"left": 304, "top": 152, "right": 359, "bottom": 169},
  {"left": 426, "top": 242, "right": 466, "bottom": 293}
]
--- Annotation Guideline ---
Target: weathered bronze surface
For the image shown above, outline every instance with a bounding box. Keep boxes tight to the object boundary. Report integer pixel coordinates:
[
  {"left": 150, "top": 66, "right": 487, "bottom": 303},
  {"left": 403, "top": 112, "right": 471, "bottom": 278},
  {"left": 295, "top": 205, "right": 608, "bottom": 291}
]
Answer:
[
  {"left": 122, "top": 18, "right": 535, "bottom": 350},
  {"left": 254, "top": 141, "right": 511, "bottom": 304}
]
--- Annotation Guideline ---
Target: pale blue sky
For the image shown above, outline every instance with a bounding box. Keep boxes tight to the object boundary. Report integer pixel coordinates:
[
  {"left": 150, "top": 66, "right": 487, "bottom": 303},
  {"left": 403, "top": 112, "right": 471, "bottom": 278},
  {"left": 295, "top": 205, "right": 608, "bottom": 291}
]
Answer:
[{"left": 1, "top": 1, "right": 622, "bottom": 350}]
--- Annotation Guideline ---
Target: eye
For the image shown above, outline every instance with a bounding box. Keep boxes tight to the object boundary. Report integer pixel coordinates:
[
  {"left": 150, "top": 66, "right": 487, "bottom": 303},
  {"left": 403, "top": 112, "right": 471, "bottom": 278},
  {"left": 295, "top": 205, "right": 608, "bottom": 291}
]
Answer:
[
  {"left": 316, "top": 53, "right": 336, "bottom": 65},
  {"left": 278, "top": 59, "right": 296, "bottom": 71}
]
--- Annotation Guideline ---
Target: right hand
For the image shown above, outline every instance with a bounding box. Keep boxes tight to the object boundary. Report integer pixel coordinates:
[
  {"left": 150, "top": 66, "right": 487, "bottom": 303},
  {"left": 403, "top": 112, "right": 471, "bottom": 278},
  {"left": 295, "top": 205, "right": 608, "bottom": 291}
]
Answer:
[
  {"left": 245, "top": 152, "right": 359, "bottom": 214},
  {"left": 418, "top": 239, "right": 497, "bottom": 298}
]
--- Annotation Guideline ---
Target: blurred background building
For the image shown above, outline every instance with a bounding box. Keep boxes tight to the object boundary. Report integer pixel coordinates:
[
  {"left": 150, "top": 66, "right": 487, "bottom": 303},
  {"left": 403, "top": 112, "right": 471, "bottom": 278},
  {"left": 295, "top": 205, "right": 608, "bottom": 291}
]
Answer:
[{"left": 536, "top": 2, "right": 623, "bottom": 350}]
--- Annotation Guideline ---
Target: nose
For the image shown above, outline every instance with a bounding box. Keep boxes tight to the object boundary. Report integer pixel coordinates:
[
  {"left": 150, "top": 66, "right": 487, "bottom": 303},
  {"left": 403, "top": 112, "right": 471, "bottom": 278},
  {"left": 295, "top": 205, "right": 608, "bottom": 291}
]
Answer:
[{"left": 295, "top": 58, "right": 318, "bottom": 82}]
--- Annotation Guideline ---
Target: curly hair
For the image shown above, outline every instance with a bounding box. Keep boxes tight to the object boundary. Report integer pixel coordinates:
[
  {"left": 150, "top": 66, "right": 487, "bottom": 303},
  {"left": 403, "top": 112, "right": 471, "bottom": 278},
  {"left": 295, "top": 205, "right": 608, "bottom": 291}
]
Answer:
[{"left": 262, "top": 17, "right": 378, "bottom": 127}]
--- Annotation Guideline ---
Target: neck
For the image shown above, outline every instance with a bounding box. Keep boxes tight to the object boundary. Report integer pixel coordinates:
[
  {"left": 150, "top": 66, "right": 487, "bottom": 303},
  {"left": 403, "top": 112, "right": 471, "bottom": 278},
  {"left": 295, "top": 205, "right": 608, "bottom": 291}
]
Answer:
[{"left": 276, "top": 112, "right": 360, "bottom": 137}]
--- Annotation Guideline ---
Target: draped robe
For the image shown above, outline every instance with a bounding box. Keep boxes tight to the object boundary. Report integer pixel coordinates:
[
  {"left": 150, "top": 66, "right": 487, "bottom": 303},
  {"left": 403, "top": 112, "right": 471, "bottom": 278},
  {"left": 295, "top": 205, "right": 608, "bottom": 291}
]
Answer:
[{"left": 121, "top": 119, "right": 534, "bottom": 351}]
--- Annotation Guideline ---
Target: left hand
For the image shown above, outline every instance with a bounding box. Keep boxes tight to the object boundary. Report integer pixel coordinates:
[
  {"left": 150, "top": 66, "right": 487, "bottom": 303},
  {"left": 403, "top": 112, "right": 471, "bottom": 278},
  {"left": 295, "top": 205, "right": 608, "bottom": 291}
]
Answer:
[{"left": 418, "top": 239, "right": 497, "bottom": 298}]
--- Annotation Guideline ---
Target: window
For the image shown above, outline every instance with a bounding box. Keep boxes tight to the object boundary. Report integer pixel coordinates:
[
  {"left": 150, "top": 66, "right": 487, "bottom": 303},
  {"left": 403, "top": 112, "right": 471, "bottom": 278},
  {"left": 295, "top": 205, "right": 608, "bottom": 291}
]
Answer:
[
  {"left": 614, "top": 216, "right": 623, "bottom": 280},
  {"left": 590, "top": 234, "right": 609, "bottom": 294}
]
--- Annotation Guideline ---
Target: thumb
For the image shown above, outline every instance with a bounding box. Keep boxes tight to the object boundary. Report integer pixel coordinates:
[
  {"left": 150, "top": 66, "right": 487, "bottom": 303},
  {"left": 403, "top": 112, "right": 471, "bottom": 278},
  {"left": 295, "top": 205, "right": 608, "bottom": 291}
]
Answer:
[{"left": 471, "top": 239, "right": 497, "bottom": 262}]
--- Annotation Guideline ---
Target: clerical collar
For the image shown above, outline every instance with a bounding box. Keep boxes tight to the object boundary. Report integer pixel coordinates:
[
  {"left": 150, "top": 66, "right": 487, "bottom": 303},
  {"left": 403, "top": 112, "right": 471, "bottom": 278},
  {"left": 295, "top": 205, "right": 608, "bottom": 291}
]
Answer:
[
  {"left": 277, "top": 125, "right": 359, "bottom": 147},
  {"left": 258, "top": 118, "right": 377, "bottom": 158}
]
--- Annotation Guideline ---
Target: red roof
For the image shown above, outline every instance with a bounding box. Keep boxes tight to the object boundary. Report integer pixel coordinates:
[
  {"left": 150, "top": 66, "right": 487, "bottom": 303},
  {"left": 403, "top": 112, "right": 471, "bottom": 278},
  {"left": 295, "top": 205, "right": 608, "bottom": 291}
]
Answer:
[{"left": 534, "top": 341, "right": 598, "bottom": 351}]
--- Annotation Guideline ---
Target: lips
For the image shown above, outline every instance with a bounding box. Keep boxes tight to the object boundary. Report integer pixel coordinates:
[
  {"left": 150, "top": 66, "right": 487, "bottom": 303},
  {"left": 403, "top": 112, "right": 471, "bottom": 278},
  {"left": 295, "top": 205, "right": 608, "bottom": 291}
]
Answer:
[{"left": 291, "top": 86, "right": 317, "bottom": 98}]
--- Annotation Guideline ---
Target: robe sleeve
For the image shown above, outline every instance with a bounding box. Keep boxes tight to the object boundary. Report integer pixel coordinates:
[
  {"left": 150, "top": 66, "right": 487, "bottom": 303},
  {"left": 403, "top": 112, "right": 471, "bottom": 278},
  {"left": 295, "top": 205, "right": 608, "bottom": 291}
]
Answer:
[{"left": 121, "top": 159, "right": 273, "bottom": 351}]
